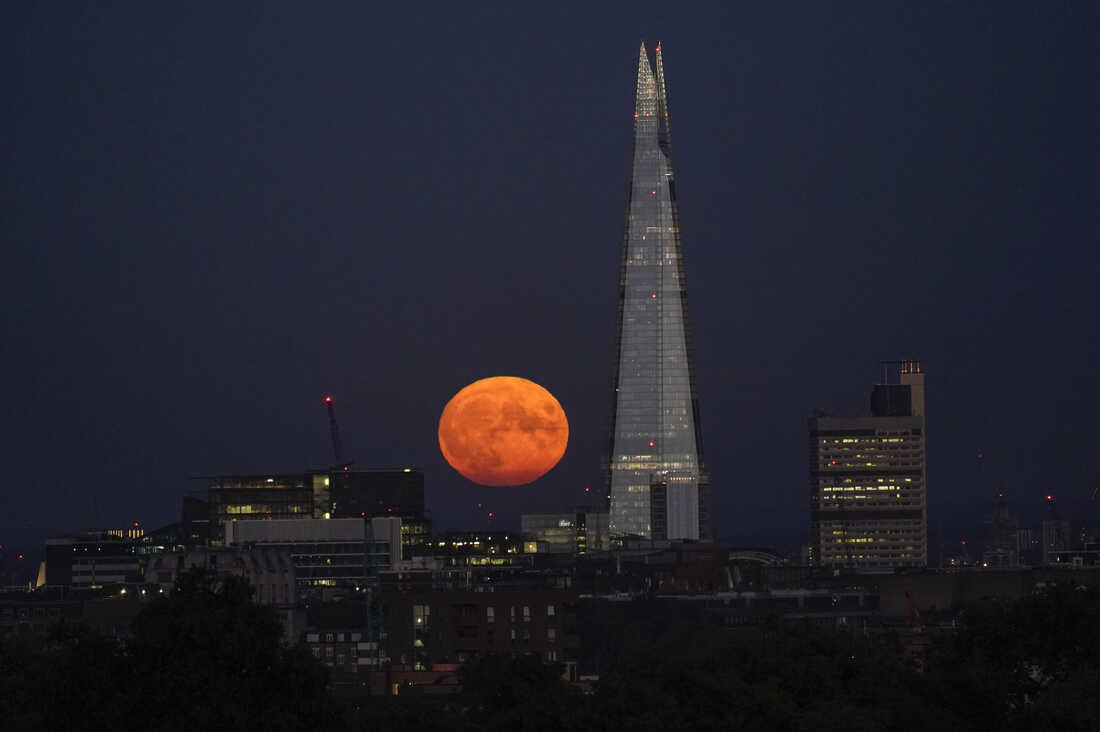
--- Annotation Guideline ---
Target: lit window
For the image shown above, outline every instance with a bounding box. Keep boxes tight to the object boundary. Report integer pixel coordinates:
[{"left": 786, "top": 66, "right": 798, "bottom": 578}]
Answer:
[
  {"left": 547, "top": 628, "right": 557, "bottom": 642},
  {"left": 523, "top": 606, "right": 531, "bottom": 622},
  {"left": 487, "top": 606, "right": 495, "bottom": 623},
  {"left": 547, "top": 605, "right": 555, "bottom": 617}
]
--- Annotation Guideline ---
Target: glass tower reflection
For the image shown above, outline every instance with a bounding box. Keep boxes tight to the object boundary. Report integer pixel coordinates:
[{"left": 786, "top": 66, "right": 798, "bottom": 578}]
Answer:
[{"left": 606, "top": 43, "right": 710, "bottom": 541}]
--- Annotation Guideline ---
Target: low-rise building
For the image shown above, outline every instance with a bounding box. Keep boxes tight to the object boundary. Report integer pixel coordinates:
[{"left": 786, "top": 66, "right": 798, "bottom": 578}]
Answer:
[{"left": 382, "top": 589, "right": 579, "bottom": 678}]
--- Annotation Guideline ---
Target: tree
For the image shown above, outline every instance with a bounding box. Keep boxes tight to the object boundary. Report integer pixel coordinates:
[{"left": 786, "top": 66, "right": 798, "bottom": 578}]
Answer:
[
  {"left": 924, "top": 582, "right": 1100, "bottom": 731},
  {"left": 126, "top": 568, "right": 333, "bottom": 731}
]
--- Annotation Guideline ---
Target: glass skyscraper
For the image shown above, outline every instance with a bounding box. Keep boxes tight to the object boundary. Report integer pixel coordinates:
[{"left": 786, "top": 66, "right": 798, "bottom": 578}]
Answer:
[{"left": 606, "top": 43, "right": 710, "bottom": 541}]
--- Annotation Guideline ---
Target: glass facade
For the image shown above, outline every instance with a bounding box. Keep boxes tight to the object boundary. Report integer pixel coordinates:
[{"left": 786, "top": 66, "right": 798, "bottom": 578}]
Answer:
[{"left": 607, "top": 44, "right": 708, "bottom": 540}]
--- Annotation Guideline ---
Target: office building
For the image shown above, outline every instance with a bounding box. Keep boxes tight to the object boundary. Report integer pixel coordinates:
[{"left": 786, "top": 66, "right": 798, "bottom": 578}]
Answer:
[
  {"left": 606, "top": 43, "right": 711, "bottom": 541},
  {"left": 224, "top": 517, "right": 401, "bottom": 594},
  {"left": 808, "top": 360, "right": 928, "bottom": 569},
  {"left": 199, "top": 468, "right": 427, "bottom": 555},
  {"left": 204, "top": 474, "right": 313, "bottom": 543},
  {"left": 521, "top": 509, "right": 610, "bottom": 554},
  {"left": 44, "top": 532, "right": 145, "bottom": 588}
]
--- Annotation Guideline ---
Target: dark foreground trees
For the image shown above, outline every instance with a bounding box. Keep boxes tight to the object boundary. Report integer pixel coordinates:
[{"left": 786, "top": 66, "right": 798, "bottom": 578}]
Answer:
[
  {"left": 0, "top": 569, "right": 333, "bottom": 731},
  {"left": 924, "top": 582, "right": 1100, "bottom": 731},
  {"left": 3, "top": 577, "right": 1098, "bottom": 731}
]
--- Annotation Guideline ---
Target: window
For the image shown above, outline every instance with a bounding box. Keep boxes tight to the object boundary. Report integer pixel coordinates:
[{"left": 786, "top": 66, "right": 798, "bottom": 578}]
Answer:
[
  {"left": 325, "top": 647, "right": 333, "bottom": 657},
  {"left": 547, "top": 604, "right": 555, "bottom": 617},
  {"left": 523, "top": 606, "right": 531, "bottom": 623},
  {"left": 510, "top": 606, "right": 516, "bottom": 622},
  {"left": 325, "top": 633, "right": 334, "bottom": 642},
  {"left": 311, "top": 648, "right": 320, "bottom": 658},
  {"left": 546, "top": 650, "right": 558, "bottom": 662},
  {"left": 510, "top": 629, "right": 516, "bottom": 641},
  {"left": 547, "top": 628, "right": 556, "bottom": 642},
  {"left": 413, "top": 604, "right": 430, "bottom": 627},
  {"left": 486, "top": 606, "right": 495, "bottom": 623}
]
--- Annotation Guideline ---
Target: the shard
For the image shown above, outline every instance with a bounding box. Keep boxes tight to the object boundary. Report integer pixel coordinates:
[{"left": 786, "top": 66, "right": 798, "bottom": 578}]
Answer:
[{"left": 606, "top": 43, "right": 711, "bottom": 541}]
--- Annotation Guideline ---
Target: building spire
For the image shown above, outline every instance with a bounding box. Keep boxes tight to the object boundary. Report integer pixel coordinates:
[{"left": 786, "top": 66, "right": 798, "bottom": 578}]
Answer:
[
  {"left": 634, "top": 42, "right": 656, "bottom": 120},
  {"left": 654, "top": 42, "right": 672, "bottom": 157}
]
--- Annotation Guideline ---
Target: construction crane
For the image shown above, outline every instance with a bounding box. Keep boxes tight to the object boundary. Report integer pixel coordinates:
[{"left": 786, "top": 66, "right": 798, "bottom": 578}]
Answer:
[
  {"left": 322, "top": 395, "right": 349, "bottom": 470},
  {"left": 321, "top": 395, "right": 382, "bottom": 665}
]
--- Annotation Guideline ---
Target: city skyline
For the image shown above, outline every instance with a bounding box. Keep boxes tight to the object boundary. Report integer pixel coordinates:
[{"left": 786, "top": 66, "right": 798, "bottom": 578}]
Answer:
[{"left": 2, "top": 3, "right": 1097, "bottom": 557}]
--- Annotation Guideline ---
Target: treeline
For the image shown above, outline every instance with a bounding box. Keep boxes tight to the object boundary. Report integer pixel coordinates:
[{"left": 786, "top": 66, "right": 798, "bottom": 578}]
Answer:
[{"left": 2, "top": 572, "right": 1098, "bottom": 731}]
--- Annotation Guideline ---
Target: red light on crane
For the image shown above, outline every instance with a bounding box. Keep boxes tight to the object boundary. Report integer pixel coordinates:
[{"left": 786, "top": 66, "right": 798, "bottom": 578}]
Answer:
[
  {"left": 488, "top": 512, "right": 494, "bottom": 518},
  {"left": 324, "top": 395, "right": 333, "bottom": 404},
  {"left": 1046, "top": 494, "right": 1054, "bottom": 501}
]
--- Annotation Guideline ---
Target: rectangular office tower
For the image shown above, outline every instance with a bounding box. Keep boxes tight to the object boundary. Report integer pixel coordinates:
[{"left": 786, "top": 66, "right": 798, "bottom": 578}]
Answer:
[
  {"left": 606, "top": 43, "right": 710, "bottom": 541},
  {"left": 808, "top": 361, "right": 927, "bottom": 569}
]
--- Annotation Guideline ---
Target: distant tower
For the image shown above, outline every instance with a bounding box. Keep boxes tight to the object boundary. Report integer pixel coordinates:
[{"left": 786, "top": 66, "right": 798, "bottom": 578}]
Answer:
[{"left": 606, "top": 43, "right": 710, "bottom": 541}]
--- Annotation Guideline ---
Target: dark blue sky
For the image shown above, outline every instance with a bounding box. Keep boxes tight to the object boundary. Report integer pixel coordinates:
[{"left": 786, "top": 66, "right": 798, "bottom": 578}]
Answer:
[{"left": 2, "top": 2, "right": 1097, "bottom": 556}]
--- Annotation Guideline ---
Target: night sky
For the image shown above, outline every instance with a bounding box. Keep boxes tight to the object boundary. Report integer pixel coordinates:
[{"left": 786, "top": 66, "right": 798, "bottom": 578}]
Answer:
[{"left": 3, "top": 2, "right": 1097, "bottom": 558}]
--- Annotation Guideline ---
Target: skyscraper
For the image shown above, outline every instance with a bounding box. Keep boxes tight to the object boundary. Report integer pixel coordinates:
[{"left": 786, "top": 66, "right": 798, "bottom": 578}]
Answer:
[
  {"left": 808, "top": 360, "right": 928, "bottom": 569},
  {"left": 606, "top": 43, "right": 710, "bottom": 541}
]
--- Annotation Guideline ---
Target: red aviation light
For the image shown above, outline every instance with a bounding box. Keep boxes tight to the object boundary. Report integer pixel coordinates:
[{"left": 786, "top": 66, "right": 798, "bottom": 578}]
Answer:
[
  {"left": 651, "top": 190, "right": 656, "bottom": 195},
  {"left": 633, "top": 113, "right": 638, "bottom": 119},
  {"left": 488, "top": 512, "right": 494, "bottom": 518},
  {"left": 1046, "top": 494, "right": 1054, "bottom": 501},
  {"left": 649, "top": 441, "right": 655, "bottom": 447},
  {"left": 651, "top": 293, "right": 657, "bottom": 298},
  {"left": 324, "top": 395, "right": 333, "bottom": 404}
]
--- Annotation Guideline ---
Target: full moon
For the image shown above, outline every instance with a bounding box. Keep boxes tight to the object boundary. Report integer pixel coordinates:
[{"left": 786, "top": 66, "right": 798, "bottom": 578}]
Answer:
[{"left": 438, "top": 376, "right": 569, "bottom": 487}]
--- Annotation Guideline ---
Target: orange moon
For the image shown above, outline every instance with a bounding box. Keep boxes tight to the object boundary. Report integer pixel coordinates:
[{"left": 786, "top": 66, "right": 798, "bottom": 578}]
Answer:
[{"left": 438, "top": 376, "right": 569, "bottom": 487}]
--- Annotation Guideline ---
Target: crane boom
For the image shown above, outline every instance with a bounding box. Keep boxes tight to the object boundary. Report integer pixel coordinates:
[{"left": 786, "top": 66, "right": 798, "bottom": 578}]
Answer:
[{"left": 323, "top": 395, "right": 346, "bottom": 467}]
